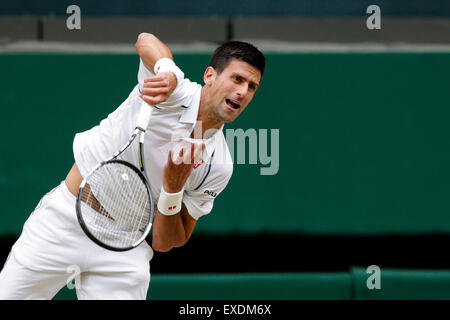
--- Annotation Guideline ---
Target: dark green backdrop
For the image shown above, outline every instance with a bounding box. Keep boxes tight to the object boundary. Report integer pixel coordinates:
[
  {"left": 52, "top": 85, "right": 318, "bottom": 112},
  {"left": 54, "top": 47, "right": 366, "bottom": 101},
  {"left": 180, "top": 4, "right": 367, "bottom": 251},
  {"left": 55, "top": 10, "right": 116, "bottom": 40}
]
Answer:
[
  {"left": 2, "top": 0, "right": 447, "bottom": 17},
  {"left": 0, "top": 52, "right": 448, "bottom": 236}
]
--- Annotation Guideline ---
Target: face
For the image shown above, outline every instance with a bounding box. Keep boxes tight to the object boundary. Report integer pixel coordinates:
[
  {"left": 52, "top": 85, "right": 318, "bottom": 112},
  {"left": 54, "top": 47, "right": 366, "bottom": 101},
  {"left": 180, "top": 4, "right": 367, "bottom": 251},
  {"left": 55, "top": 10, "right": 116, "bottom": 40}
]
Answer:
[{"left": 203, "top": 59, "right": 261, "bottom": 124}]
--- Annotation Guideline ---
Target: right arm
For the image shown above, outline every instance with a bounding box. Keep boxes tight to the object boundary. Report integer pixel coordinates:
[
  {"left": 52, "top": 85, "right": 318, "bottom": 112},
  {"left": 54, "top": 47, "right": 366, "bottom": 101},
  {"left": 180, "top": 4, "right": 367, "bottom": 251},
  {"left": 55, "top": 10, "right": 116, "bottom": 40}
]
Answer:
[
  {"left": 135, "top": 33, "right": 178, "bottom": 106},
  {"left": 136, "top": 33, "right": 173, "bottom": 74}
]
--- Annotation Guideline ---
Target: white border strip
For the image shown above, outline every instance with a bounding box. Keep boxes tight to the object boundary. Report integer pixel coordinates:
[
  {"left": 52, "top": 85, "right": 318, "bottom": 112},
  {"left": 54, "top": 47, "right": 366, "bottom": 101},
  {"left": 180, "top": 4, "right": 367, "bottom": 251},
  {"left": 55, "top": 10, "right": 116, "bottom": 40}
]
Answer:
[
  {"left": 0, "top": 40, "right": 449, "bottom": 53},
  {"left": 248, "top": 40, "right": 450, "bottom": 53}
]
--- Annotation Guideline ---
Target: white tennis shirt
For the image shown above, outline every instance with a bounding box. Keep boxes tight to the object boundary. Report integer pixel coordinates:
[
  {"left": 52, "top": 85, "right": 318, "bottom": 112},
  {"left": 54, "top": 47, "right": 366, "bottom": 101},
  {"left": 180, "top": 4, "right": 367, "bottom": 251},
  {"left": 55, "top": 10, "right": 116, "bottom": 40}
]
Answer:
[{"left": 73, "top": 59, "right": 233, "bottom": 220}]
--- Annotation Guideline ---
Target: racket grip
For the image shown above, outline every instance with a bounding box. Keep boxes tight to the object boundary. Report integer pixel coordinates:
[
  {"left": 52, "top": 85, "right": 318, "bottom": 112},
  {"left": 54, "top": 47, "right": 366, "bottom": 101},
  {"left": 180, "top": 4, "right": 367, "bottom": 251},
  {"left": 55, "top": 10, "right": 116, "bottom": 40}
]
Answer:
[{"left": 136, "top": 101, "right": 154, "bottom": 131}]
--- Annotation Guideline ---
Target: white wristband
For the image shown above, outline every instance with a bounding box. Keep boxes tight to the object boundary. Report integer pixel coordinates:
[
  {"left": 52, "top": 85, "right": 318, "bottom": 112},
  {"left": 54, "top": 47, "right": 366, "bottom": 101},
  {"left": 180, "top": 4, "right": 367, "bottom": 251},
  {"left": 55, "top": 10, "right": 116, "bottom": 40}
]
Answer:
[
  {"left": 154, "top": 58, "right": 184, "bottom": 86},
  {"left": 157, "top": 186, "right": 184, "bottom": 216}
]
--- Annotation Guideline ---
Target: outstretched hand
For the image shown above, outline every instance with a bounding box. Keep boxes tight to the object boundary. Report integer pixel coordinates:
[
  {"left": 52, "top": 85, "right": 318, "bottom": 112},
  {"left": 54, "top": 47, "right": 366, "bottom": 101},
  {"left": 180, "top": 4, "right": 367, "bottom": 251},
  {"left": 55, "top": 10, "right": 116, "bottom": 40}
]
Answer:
[
  {"left": 163, "top": 143, "right": 205, "bottom": 193},
  {"left": 140, "top": 71, "right": 177, "bottom": 106}
]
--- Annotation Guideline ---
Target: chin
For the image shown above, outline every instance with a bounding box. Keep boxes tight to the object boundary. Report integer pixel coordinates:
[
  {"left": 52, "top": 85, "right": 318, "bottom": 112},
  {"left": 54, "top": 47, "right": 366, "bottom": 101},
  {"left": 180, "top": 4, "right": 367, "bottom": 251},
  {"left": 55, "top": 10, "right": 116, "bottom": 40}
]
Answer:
[
  {"left": 214, "top": 104, "right": 240, "bottom": 124},
  {"left": 219, "top": 111, "right": 238, "bottom": 123}
]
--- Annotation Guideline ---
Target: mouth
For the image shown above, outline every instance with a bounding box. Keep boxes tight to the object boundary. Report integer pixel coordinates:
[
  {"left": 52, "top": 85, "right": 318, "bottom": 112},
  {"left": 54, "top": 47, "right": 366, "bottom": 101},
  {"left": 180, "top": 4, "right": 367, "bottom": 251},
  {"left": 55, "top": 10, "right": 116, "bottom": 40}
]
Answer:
[{"left": 225, "top": 99, "right": 241, "bottom": 110}]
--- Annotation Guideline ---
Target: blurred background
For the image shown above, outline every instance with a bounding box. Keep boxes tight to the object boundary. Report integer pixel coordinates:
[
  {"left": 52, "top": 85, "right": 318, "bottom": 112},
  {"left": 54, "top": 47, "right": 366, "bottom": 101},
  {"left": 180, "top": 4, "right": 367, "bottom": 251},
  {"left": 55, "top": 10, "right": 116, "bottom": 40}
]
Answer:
[{"left": 0, "top": 0, "right": 449, "bottom": 300}]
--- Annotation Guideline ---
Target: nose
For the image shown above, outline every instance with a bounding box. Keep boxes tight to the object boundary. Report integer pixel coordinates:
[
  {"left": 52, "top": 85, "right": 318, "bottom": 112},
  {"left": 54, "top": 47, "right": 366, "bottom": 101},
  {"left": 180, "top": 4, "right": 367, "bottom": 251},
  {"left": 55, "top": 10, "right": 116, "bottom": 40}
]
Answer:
[{"left": 236, "top": 83, "right": 249, "bottom": 99}]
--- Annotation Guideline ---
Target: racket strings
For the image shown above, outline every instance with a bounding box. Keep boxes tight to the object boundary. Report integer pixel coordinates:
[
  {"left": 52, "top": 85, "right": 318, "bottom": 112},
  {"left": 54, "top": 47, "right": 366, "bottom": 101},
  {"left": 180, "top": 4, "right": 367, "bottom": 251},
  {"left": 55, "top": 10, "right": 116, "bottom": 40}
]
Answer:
[
  {"left": 80, "top": 162, "right": 151, "bottom": 248},
  {"left": 107, "top": 168, "right": 147, "bottom": 247}
]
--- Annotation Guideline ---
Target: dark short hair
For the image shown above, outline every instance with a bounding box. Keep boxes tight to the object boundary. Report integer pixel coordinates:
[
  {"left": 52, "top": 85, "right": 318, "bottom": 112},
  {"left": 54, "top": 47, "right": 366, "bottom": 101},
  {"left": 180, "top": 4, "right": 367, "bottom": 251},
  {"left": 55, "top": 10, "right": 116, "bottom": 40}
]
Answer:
[{"left": 209, "top": 41, "right": 266, "bottom": 78}]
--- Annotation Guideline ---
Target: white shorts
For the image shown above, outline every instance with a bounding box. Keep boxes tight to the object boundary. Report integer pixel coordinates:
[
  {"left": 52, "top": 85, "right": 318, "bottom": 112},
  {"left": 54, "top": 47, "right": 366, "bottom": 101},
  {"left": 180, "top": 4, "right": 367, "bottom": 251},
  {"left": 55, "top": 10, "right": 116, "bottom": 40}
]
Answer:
[{"left": 0, "top": 181, "right": 154, "bottom": 300}]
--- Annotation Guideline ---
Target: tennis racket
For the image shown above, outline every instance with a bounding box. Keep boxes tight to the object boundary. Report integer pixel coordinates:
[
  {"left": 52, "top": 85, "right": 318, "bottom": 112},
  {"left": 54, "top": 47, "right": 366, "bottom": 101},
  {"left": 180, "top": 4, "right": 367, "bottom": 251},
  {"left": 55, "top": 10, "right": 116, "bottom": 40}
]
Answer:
[{"left": 75, "top": 100, "right": 155, "bottom": 251}]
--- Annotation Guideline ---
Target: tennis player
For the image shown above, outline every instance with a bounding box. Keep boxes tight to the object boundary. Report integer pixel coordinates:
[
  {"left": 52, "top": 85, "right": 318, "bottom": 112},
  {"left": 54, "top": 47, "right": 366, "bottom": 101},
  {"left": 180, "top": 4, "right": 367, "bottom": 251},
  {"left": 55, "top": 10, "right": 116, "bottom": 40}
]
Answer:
[{"left": 0, "top": 33, "right": 265, "bottom": 299}]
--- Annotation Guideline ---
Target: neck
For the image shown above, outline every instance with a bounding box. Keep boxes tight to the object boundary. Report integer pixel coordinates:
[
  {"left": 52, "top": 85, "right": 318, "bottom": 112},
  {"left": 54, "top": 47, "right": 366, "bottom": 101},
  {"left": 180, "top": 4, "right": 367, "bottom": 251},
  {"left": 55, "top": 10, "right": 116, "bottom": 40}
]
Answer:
[{"left": 193, "top": 86, "right": 224, "bottom": 139}]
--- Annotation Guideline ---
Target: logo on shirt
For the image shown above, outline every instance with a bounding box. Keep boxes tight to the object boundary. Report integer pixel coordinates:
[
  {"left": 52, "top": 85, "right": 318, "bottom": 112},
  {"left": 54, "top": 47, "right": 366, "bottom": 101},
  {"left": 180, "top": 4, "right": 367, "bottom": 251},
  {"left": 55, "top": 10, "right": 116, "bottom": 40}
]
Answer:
[
  {"left": 193, "top": 159, "right": 204, "bottom": 169},
  {"left": 204, "top": 190, "right": 217, "bottom": 198}
]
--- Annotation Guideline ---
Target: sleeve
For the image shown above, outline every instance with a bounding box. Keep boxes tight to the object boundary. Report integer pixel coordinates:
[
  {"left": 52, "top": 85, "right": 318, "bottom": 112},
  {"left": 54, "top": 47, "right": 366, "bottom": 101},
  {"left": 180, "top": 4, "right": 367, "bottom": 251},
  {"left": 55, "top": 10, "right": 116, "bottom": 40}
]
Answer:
[
  {"left": 137, "top": 58, "right": 155, "bottom": 82},
  {"left": 137, "top": 58, "right": 200, "bottom": 110},
  {"left": 183, "top": 165, "right": 233, "bottom": 220}
]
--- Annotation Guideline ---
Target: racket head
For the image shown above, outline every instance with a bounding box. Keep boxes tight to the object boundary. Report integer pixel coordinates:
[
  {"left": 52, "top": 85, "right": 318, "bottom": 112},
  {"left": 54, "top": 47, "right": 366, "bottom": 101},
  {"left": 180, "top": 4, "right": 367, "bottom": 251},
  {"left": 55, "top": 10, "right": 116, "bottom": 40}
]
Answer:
[{"left": 75, "top": 159, "right": 154, "bottom": 251}]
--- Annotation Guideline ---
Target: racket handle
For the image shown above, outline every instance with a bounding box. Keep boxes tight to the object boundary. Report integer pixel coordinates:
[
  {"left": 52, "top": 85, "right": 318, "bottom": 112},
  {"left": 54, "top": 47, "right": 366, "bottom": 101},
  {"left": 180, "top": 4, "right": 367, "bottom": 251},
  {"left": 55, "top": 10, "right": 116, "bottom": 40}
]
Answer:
[{"left": 136, "top": 101, "right": 154, "bottom": 131}]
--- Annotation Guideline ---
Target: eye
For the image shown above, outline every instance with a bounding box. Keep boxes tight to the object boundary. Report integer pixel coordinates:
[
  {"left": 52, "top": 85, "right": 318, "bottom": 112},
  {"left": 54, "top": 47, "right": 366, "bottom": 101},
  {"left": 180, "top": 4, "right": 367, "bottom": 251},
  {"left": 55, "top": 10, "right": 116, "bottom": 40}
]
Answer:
[{"left": 233, "top": 75, "right": 242, "bottom": 82}]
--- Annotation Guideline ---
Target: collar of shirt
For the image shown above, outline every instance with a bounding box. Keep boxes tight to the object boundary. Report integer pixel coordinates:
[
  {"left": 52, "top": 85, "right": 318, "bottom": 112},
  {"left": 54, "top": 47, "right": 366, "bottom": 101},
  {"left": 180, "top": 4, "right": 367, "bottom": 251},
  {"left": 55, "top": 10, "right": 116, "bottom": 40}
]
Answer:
[{"left": 177, "top": 88, "right": 223, "bottom": 159}]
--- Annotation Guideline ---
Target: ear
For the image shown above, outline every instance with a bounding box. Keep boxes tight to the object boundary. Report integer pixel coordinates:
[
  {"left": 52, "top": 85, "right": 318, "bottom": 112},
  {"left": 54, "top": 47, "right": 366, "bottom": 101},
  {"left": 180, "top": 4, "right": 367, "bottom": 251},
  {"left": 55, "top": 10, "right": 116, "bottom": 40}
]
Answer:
[{"left": 203, "top": 66, "right": 216, "bottom": 86}]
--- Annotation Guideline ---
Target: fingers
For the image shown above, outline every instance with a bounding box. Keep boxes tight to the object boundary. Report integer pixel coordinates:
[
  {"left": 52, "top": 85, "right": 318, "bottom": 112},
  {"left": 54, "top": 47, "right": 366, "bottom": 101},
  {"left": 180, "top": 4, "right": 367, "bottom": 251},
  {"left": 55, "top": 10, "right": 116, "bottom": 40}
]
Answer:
[
  {"left": 173, "top": 144, "right": 191, "bottom": 166},
  {"left": 144, "top": 75, "right": 168, "bottom": 83},
  {"left": 169, "top": 143, "right": 205, "bottom": 166},
  {"left": 141, "top": 86, "right": 169, "bottom": 96},
  {"left": 174, "top": 146, "right": 185, "bottom": 165},
  {"left": 143, "top": 79, "right": 169, "bottom": 88},
  {"left": 168, "top": 148, "right": 182, "bottom": 166},
  {"left": 193, "top": 143, "right": 205, "bottom": 165},
  {"left": 140, "top": 76, "right": 171, "bottom": 105},
  {"left": 140, "top": 94, "right": 162, "bottom": 106},
  {"left": 183, "top": 143, "right": 195, "bottom": 165},
  {"left": 168, "top": 146, "right": 186, "bottom": 166},
  {"left": 140, "top": 89, "right": 168, "bottom": 105},
  {"left": 184, "top": 143, "right": 204, "bottom": 166},
  {"left": 168, "top": 149, "right": 174, "bottom": 164}
]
